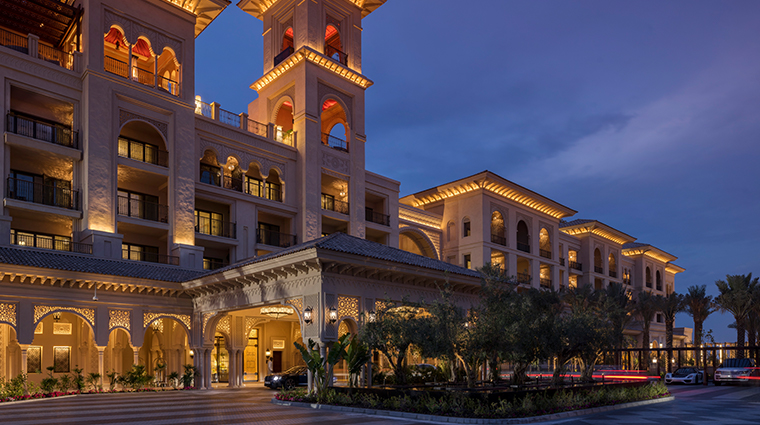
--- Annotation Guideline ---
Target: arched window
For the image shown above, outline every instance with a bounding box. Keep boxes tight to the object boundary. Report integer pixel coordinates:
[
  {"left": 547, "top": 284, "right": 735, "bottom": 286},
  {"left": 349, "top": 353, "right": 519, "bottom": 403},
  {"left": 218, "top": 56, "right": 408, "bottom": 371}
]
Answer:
[
  {"left": 539, "top": 228, "right": 551, "bottom": 259},
  {"left": 462, "top": 217, "right": 471, "bottom": 237},
  {"left": 157, "top": 48, "right": 180, "bottom": 96},
  {"left": 131, "top": 38, "right": 155, "bottom": 87},
  {"left": 594, "top": 249, "right": 602, "bottom": 273},
  {"left": 104, "top": 27, "right": 129, "bottom": 78},
  {"left": 516, "top": 220, "right": 529, "bottom": 253},
  {"left": 274, "top": 100, "right": 294, "bottom": 145},
  {"left": 320, "top": 99, "right": 348, "bottom": 151},
  {"left": 324, "top": 24, "right": 346, "bottom": 65},
  {"left": 646, "top": 267, "right": 652, "bottom": 288},
  {"left": 265, "top": 168, "right": 283, "bottom": 202},
  {"left": 446, "top": 221, "right": 455, "bottom": 242},
  {"left": 274, "top": 27, "right": 294, "bottom": 66},
  {"left": 223, "top": 156, "right": 243, "bottom": 192},
  {"left": 200, "top": 150, "right": 221, "bottom": 186},
  {"left": 608, "top": 253, "right": 617, "bottom": 278},
  {"left": 656, "top": 270, "right": 662, "bottom": 291},
  {"left": 490, "top": 211, "right": 505, "bottom": 245}
]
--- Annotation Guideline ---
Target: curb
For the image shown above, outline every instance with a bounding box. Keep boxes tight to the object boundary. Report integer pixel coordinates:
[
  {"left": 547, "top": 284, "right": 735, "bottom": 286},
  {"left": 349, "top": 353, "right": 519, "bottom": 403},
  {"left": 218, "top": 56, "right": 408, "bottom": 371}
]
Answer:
[{"left": 271, "top": 395, "right": 674, "bottom": 424}]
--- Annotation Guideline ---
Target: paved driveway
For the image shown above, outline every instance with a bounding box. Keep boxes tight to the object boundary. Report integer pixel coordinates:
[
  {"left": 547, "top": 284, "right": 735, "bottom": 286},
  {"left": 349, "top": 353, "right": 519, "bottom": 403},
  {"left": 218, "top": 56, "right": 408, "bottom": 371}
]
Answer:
[{"left": 0, "top": 383, "right": 758, "bottom": 424}]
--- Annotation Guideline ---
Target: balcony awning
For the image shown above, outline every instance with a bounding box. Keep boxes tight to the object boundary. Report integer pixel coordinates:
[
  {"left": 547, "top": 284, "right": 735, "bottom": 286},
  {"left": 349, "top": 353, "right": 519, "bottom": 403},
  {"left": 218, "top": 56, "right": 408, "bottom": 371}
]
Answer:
[{"left": 0, "top": 0, "right": 83, "bottom": 48}]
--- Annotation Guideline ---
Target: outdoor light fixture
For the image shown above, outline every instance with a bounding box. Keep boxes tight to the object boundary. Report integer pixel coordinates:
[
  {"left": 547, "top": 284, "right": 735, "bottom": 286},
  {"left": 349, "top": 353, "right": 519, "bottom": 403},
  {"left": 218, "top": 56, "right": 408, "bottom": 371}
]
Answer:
[
  {"left": 328, "top": 306, "right": 338, "bottom": 324},
  {"left": 189, "top": 350, "right": 194, "bottom": 358},
  {"left": 368, "top": 310, "right": 376, "bottom": 322},
  {"left": 52, "top": 312, "right": 61, "bottom": 322},
  {"left": 92, "top": 286, "right": 98, "bottom": 301},
  {"left": 303, "top": 306, "right": 313, "bottom": 325},
  {"left": 652, "top": 358, "right": 657, "bottom": 364},
  {"left": 265, "top": 349, "right": 271, "bottom": 358},
  {"left": 260, "top": 305, "right": 294, "bottom": 319},
  {"left": 151, "top": 321, "right": 160, "bottom": 331}
]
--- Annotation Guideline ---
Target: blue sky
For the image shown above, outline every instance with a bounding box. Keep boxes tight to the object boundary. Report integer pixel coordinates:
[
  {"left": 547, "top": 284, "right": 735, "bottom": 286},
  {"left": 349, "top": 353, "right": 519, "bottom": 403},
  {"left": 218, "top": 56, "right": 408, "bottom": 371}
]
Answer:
[{"left": 196, "top": 1, "right": 760, "bottom": 343}]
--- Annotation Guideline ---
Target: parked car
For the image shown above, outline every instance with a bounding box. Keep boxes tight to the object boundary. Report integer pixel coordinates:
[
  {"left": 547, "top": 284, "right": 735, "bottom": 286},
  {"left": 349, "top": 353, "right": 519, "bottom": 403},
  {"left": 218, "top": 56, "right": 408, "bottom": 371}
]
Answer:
[
  {"left": 714, "top": 358, "right": 759, "bottom": 385},
  {"left": 264, "top": 366, "right": 338, "bottom": 390},
  {"left": 264, "top": 365, "right": 308, "bottom": 390},
  {"left": 665, "top": 367, "right": 704, "bottom": 385}
]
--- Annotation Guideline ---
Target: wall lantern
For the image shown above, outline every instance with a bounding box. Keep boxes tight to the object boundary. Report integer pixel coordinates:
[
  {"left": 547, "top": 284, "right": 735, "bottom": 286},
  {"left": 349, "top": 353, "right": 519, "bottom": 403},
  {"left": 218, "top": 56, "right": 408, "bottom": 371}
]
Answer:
[
  {"left": 52, "top": 312, "right": 61, "bottom": 322},
  {"left": 189, "top": 350, "right": 194, "bottom": 358},
  {"left": 303, "top": 306, "right": 313, "bottom": 325},
  {"left": 328, "top": 306, "right": 338, "bottom": 324},
  {"left": 265, "top": 348, "right": 272, "bottom": 359}
]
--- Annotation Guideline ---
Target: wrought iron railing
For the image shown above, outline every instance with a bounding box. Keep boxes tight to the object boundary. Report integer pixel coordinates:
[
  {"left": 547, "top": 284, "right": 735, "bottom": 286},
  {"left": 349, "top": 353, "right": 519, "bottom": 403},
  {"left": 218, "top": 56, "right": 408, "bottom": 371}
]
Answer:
[
  {"left": 325, "top": 45, "right": 348, "bottom": 65},
  {"left": 38, "top": 44, "right": 73, "bottom": 70},
  {"left": 133, "top": 66, "right": 155, "bottom": 86},
  {"left": 266, "top": 185, "right": 282, "bottom": 202},
  {"left": 117, "top": 196, "right": 168, "bottom": 223},
  {"left": 7, "top": 112, "right": 78, "bottom": 149},
  {"left": 157, "top": 75, "right": 180, "bottom": 96},
  {"left": 274, "top": 46, "right": 294, "bottom": 67},
  {"left": 218, "top": 108, "right": 241, "bottom": 127},
  {"left": 321, "top": 195, "right": 349, "bottom": 215},
  {"left": 491, "top": 233, "right": 506, "bottom": 246},
  {"left": 256, "top": 228, "right": 296, "bottom": 248},
  {"left": 195, "top": 99, "right": 212, "bottom": 118},
  {"left": 104, "top": 56, "right": 129, "bottom": 78},
  {"left": 540, "top": 278, "right": 552, "bottom": 288},
  {"left": 569, "top": 261, "right": 582, "bottom": 271},
  {"left": 122, "top": 249, "right": 178, "bottom": 265},
  {"left": 656, "top": 283, "right": 663, "bottom": 291},
  {"left": 517, "top": 242, "right": 530, "bottom": 253},
  {"left": 609, "top": 270, "right": 618, "bottom": 278},
  {"left": 321, "top": 133, "right": 348, "bottom": 151},
  {"left": 560, "top": 258, "right": 566, "bottom": 266},
  {"left": 6, "top": 177, "right": 79, "bottom": 210},
  {"left": 646, "top": 281, "right": 652, "bottom": 288},
  {"left": 11, "top": 231, "right": 92, "bottom": 254},
  {"left": 365, "top": 208, "right": 390, "bottom": 226},
  {"left": 594, "top": 266, "right": 604, "bottom": 274},
  {"left": 539, "top": 249, "right": 552, "bottom": 259},
  {"left": 118, "top": 138, "right": 168, "bottom": 167},
  {"left": 195, "top": 215, "right": 236, "bottom": 239},
  {"left": 223, "top": 175, "right": 243, "bottom": 192},
  {"left": 517, "top": 273, "right": 531, "bottom": 285},
  {"left": 0, "top": 27, "right": 28, "bottom": 54}
]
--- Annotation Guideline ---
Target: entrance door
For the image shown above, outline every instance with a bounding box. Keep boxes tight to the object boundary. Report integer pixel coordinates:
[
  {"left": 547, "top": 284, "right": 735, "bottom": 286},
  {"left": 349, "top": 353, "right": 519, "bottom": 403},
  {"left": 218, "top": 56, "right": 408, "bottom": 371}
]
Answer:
[{"left": 272, "top": 350, "right": 282, "bottom": 373}]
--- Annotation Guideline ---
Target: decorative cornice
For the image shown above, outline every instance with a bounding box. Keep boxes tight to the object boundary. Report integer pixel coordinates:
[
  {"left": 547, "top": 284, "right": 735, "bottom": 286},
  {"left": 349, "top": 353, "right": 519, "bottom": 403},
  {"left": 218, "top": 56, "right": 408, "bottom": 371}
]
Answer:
[
  {"left": 109, "top": 309, "right": 131, "bottom": 331},
  {"left": 34, "top": 305, "right": 95, "bottom": 328},
  {"left": 143, "top": 312, "right": 191, "bottom": 331}
]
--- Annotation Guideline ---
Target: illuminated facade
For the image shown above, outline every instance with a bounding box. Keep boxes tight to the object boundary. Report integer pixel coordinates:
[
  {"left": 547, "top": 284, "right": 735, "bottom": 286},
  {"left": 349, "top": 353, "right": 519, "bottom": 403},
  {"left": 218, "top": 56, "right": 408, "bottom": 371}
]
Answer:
[{"left": 0, "top": 0, "right": 684, "bottom": 388}]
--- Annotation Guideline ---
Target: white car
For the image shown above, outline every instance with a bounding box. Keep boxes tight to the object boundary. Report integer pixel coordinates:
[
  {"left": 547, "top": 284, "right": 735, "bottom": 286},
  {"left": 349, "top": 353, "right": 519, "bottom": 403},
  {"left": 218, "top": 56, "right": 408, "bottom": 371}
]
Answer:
[
  {"left": 665, "top": 367, "right": 704, "bottom": 385},
  {"left": 714, "top": 358, "right": 758, "bottom": 385}
]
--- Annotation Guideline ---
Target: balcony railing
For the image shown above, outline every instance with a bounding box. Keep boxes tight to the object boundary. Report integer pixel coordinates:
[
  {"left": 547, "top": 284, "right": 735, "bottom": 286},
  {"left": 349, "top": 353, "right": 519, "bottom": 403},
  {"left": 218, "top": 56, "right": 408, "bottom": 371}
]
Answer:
[
  {"left": 7, "top": 112, "right": 78, "bottom": 149},
  {"left": 365, "top": 208, "right": 390, "bottom": 226},
  {"left": 122, "top": 249, "right": 178, "bottom": 265},
  {"left": 274, "top": 46, "right": 294, "bottom": 67},
  {"left": 517, "top": 273, "right": 531, "bottom": 285},
  {"left": 194, "top": 97, "right": 298, "bottom": 146},
  {"left": 117, "top": 196, "right": 168, "bottom": 223},
  {"left": 7, "top": 177, "right": 79, "bottom": 210},
  {"left": 517, "top": 242, "right": 530, "bottom": 253},
  {"left": 321, "top": 195, "right": 349, "bottom": 215},
  {"left": 104, "top": 56, "right": 129, "bottom": 78},
  {"left": 157, "top": 75, "right": 180, "bottom": 96},
  {"left": 540, "top": 278, "right": 552, "bottom": 288},
  {"left": 594, "top": 266, "right": 604, "bottom": 274},
  {"left": 133, "top": 66, "right": 155, "bottom": 86},
  {"left": 38, "top": 44, "right": 73, "bottom": 70},
  {"left": 223, "top": 175, "right": 243, "bottom": 192},
  {"left": 325, "top": 45, "right": 348, "bottom": 66},
  {"left": 0, "top": 27, "right": 29, "bottom": 54},
  {"left": 569, "top": 261, "right": 582, "bottom": 271},
  {"left": 560, "top": 257, "right": 566, "bottom": 266},
  {"left": 491, "top": 233, "right": 506, "bottom": 246},
  {"left": 321, "top": 133, "right": 348, "bottom": 152},
  {"left": 256, "top": 228, "right": 297, "bottom": 248},
  {"left": 196, "top": 100, "right": 212, "bottom": 118},
  {"left": 247, "top": 118, "right": 268, "bottom": 138},
  {"left": 204, "top": 258, "right": 229, "bottom": 270},
  {"left": 195, "top": 216, "right": 236, "bottom": 239},
  {"left": 646, "top": 281, "right": 652, "bottom": 288},
  {"left": 218, "top": 108, "right": 241, "bottom": 127},
  {"left": 609, "top": 270, "right": 617, "bottom": 278},
  {"left": 275, "top": 127, "right": 294, "bottom": 146},
  {"left": 656, "top": 283, "right": 663, "bottom": 291},
  {"left": 118, "top": 138, "right": 168, "bottom": 167},
  {"left": 539, "top": 249, "right": 552, "bottom": 259},
  {"left": 11, "top": 231, "right": 92, "bottom": 254}
]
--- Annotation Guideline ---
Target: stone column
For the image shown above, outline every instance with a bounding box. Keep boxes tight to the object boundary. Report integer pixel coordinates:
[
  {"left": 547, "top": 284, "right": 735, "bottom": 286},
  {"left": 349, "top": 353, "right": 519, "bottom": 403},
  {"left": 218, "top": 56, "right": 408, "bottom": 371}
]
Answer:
[
  {"left": 204, "top": 348, "right": 212, "bottom": 389},
  {"left": 97, "top": 346, "right": 106, "bottom": 388},
  {"left": 133, "top": 347, "right": 140, "bottom": 366},
  {"left": 228, "top": 349, "right": 236, "bottom": 388},
  {"left": 19, "top": 344, "right": 29, "bottom": 395}
]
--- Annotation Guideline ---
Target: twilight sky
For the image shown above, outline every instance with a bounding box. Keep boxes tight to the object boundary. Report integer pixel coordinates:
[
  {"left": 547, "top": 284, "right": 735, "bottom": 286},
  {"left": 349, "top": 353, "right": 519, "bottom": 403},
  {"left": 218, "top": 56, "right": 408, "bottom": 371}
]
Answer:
[{"left": 195, "top": 0, "right": 760, "bottom": 343}]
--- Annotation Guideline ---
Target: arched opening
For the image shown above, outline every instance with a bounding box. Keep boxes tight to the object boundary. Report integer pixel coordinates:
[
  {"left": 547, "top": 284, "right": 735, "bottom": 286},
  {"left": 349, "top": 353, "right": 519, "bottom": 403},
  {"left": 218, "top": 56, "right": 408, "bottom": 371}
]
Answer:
[
  {"left": 490, "top": 211, "right": 505, "bottom": 245},
  {"left": 105, "top": 328, "right": 132, "bottom": 381},
  {"left": 594, "top": 248, "right": 603, "bottom": 273},
  {"left": 243, "top": 327, "right": 259, "bottom": 382},
  {"left": 516, "top": 220, "right": 530, "bottom": 253},
  {"left": 656, "top": 270, "right": 662, "bottom": 291},
  {"left": 200, "top": 150, "right": 221, "bottom": 186},
  {"left": 399, "top": 230, "right": 436, "bottom": 259},
  {"left": 104, "top": 26, "right": 129, "bottom": 78},
  {"left": 324, "top": 24, "right": 346, "bottom": 65},
  {"left": 539, "top": 228, "right": 551, "bottom": 259},
  {"left": 26, "top": 312, "right": 96, "bottom": 387},
  {"left": 139, "top": 318, "right": 191, "bottom": 385},
  {"left": 516, "top": 257, "right": 531, "bottom": 285},
  {"left": 0, "top": 324, "right": 20, "bottom": 381},
  {"left": 131, "top": 37, "right": 155, "bottom": 87},
  {"left": 274, "top": 27, "right": 294, "bottom": 66},
  {"left": 265, "top": 168, "right": 283, "bottom": 202},
  {"left": 320, "top": 99, "right": 348, "bottom": 151},
  {"left": 119, "top": 120, "right": 168, "bottom": 167},
  {"left": 274, "top": 100, "right": 294, "bottom": 145},
  {"left": 211, "top": 331, "right": 229, "bottom": 383},
  {"left": 646, "top": 267, "right": 652, "bottom": 288},
  {"left": 222, "top": 156, "right": 243, "bottom": 192},
  {"left": 157, "top": 48, "right": 180, "bottom": 96},
  {"left": 462, "top": 217, "right": 471, "bottom": 237},
  {"left": 608, "top": 253, "right": 617, "bottom": 278}
]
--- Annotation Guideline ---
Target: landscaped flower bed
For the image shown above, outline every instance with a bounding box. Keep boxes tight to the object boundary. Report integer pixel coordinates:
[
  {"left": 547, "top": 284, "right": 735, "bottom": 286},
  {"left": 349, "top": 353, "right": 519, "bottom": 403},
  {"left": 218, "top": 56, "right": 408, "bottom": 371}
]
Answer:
[
  {"left": 275, "top": 382, "right": 670, "bottom": 419},
  {"left": 0, "top": 386, "right": 200, "bottom": 404}
]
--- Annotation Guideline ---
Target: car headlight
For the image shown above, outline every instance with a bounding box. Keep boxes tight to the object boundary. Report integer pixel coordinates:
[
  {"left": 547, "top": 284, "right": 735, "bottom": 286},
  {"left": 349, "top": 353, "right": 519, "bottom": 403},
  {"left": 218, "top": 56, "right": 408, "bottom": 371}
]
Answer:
[
  {"left": 740, "top": 370, "right": 751, "bottom": 376},
  {"left": 273, "top": 376, "right": 281, "bottom": 381},
  {"left": 687, "top": 374, "right": 694, "bottom": 378}
]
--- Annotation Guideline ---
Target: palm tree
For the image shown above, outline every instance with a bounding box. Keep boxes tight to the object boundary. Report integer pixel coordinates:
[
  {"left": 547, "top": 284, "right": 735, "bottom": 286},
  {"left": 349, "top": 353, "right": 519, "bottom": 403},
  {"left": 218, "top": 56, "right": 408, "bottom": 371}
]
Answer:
[
  {"left": 656, "top": 292, "right": 684, "bottom": 372},
  {"left": 636, "top": 290, "right": 660, "bottom": 367},
  {"left": 714, "top": 274, "right": 759, "bottom": 359},
  {"left": 599, "top": 282, "right": 635, "bottom": 366},
  {"left": 684, "top": 285, "right": 714, "bottom": 367}
]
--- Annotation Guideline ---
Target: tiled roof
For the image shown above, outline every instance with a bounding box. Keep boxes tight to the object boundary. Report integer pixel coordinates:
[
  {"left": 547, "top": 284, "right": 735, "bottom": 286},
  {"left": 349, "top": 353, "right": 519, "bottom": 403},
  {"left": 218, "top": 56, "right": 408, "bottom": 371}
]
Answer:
[
  {"left": 623, "top": 242, "right": 650, "bottom": 249},
  {"left": 197, "top": 232, "right": 481, "bottom": 279},
  {"left": 0, "top": 247, "right": 205, "bottom": 283},
  {"left": 559, "top": 219, "right": 595, "bottom": 228}
]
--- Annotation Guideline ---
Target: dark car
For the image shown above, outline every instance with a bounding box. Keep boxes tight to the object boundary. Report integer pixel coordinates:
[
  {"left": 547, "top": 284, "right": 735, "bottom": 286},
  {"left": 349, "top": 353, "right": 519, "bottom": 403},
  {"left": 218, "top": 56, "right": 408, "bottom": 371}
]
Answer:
[
  {"left": 714, "top": 358, "right": 759, "bottom": 385},
  {"left": 264, "top": 365, "right": 308, "bottom": 390}
]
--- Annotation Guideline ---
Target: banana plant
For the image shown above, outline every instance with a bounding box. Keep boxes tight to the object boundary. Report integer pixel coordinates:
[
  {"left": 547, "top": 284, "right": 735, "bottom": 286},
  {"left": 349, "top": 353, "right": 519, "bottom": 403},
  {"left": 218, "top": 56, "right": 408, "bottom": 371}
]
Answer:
[
  {"left": 345, "top": 336, "right": 370, "bottom": 388},
  {"left": 294, "top": 333, "right": 352, "bottom": 396}
]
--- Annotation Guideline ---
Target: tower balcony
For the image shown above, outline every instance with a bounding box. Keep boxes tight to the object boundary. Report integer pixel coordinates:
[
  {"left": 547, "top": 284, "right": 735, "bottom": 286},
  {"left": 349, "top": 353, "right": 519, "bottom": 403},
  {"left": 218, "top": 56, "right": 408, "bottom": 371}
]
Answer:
[
  {"left": 6, "top": 177, "right": 79, "bottom": 211},
  {"left": 6, "top": 112, "right": 78, "bottom": 149}
]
